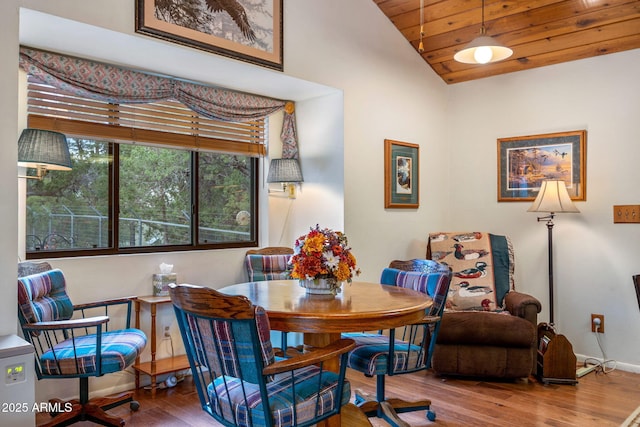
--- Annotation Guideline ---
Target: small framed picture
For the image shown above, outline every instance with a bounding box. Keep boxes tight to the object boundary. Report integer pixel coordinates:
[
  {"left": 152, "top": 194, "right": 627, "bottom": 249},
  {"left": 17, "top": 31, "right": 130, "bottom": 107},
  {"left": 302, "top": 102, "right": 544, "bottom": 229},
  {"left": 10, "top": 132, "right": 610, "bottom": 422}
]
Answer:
[
  {"left": 497, "top": 130, "right": 586, "bottom": 202},
  {"left": 384, "top": 139, "right": 419, "bottom": 209}
]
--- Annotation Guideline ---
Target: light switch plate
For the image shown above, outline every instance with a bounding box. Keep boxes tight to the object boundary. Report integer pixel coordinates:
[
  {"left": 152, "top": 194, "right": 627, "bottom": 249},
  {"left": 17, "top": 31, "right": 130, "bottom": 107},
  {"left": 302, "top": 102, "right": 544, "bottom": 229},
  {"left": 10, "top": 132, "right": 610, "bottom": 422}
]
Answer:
[{"left": 613, "top": 205, "right": 640, "bottom": 223}]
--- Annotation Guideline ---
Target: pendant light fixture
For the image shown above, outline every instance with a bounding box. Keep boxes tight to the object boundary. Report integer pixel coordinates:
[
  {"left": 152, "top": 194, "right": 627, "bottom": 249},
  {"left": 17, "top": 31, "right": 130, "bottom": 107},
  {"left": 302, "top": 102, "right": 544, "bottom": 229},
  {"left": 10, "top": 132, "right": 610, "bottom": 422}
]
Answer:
[{"left": 454, "top": 0, "right": 512, "bottom": 64}]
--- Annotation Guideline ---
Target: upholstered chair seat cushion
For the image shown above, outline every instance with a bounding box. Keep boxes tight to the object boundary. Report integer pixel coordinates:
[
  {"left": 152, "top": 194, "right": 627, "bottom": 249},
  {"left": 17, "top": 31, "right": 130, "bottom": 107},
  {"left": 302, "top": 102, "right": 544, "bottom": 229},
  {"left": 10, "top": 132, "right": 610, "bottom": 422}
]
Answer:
[
  {"left": 40, "top": 328, "right": 147, "bottom": 376},
  {"left": 436, "top": 311, "right": 535, "bottom": 347},
  {"left": 346, "top": 332, "right": 424, "bottom": 377},
  {"left": 432, "top": 311, "right": 537, "bottom": 378},
  {"left": 208, "top": 365, "right": 351, "bottom": 427}
]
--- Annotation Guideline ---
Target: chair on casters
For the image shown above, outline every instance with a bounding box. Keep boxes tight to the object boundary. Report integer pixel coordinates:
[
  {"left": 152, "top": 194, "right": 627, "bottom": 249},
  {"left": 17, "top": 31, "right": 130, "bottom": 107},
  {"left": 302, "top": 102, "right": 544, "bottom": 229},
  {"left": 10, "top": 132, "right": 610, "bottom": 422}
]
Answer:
[
  {"left": 343, "top": 260, "right": 452, "bottom": 426},
  {"left": 169, "top": 283, "right": 356, "bottom": 427},
  {"left": 18, "top": 268, "right": 147, "bottom": 427}
]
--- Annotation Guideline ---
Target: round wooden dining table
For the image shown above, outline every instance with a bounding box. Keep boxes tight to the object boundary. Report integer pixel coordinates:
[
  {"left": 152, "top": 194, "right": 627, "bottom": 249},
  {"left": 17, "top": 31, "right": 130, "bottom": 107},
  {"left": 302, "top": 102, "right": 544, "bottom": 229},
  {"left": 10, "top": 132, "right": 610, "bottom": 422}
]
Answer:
[
  {"left": 219, "top": 280, "right": 433, "bottom": 426},
  {"left": 219, "top": 279, "right": 433, "bottom": 340}
]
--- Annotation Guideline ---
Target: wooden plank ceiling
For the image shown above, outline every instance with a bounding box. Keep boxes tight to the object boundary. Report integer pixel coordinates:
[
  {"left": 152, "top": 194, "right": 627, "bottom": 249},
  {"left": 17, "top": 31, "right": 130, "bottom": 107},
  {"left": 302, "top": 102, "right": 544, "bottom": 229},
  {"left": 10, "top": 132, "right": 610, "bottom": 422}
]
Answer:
[{"left": 374, "top": 0, "right": 640, "bottom": 84}]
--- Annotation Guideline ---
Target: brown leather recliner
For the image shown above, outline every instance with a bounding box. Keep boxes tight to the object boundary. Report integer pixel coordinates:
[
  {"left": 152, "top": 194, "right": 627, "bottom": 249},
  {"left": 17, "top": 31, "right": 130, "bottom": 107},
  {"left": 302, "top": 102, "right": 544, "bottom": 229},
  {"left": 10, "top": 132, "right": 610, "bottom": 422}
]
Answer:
[{"left": 425, "top": 232, "right": 542, "bottom": 379}]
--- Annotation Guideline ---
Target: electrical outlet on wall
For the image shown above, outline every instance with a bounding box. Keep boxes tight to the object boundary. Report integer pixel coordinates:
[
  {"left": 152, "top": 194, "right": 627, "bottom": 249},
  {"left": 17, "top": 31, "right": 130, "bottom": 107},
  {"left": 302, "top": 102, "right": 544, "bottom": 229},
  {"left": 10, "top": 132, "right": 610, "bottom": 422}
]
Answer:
[
  {"left": 163, "top": 325, "right": 171, "bottom": 339},
  {"left": 591, "top": 314, "right": 604, "bottom": 333}
]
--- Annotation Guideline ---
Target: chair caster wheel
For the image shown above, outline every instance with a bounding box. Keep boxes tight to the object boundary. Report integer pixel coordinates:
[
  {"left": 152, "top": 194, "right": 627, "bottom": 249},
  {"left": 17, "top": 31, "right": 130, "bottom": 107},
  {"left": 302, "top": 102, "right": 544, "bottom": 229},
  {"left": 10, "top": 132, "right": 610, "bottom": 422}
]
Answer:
[
  {"left": 426, "top": 410, "right": 436, "bottom": 421},
  {"left": 130, "top": 400, "right": 140, "bottom": 411}
]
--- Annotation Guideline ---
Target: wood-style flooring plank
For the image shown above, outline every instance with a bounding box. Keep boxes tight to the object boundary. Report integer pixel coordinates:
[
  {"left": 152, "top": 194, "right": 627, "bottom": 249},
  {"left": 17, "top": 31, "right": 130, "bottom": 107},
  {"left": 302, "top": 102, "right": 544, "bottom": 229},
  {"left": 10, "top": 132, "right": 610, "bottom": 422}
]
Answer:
[{"left": 35, "top": 368, "right": 640, "bottom": 426}]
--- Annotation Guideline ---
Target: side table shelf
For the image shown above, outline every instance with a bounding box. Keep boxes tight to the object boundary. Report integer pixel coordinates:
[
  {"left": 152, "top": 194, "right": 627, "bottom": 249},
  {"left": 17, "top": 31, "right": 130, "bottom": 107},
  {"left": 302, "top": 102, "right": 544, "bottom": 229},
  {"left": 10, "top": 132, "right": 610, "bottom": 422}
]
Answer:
[{"left": 132, "top": 295, "right": 191, "bottom": 398}]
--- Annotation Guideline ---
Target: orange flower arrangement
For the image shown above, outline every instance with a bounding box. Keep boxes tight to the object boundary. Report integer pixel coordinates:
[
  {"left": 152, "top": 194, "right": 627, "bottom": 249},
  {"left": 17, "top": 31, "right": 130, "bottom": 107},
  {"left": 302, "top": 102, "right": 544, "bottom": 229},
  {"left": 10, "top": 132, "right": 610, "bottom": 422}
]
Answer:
[{"left": 290, "top": 225, "right": 360, "bottom": 283}]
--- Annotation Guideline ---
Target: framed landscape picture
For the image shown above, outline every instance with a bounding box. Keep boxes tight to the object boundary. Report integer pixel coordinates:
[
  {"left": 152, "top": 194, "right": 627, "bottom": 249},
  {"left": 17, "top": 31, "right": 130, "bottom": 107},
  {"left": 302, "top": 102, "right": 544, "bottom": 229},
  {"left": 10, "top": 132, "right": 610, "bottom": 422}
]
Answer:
[
  {"left": 497, "top": 130, "right": 586, "bottom": 202},
  {"left": 384, "top": 139, "right": 419, "bottom": 209},
  {"left": 135, "top": 0, "right": 283, "bottom": 70}
]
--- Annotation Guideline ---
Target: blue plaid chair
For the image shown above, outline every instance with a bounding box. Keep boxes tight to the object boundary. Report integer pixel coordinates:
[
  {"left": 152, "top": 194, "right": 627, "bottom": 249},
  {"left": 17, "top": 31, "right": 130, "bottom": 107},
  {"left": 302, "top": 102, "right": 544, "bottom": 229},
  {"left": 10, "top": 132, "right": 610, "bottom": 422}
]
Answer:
[
  {"left": 245, "top": 247, "right": 299, "bottom": 356},
  {"left": 343, "top": 260, "right": 452, "bottom": 426},
  {"left": 245, "top": 247, "right": 293, "bottom": 281},
  {"left": 170, "top": 283, "right": 356, "bottom": 427},
  {"left": 18, "top": 268, "right": 147, "bottom": 427}
]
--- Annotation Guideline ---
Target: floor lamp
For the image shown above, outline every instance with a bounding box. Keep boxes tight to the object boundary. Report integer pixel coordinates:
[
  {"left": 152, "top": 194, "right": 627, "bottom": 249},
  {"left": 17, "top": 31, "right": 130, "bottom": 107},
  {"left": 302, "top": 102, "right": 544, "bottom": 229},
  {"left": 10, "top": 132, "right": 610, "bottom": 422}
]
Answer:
[{"left": 527, "top": 180, "right": 579, "bottom": 325}]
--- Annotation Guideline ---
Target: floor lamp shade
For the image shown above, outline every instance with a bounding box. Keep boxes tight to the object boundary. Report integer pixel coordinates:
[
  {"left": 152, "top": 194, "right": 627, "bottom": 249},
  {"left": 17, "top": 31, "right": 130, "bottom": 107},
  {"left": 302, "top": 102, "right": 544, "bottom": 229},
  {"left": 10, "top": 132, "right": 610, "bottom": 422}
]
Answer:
[
  {"left": 528, "top": 180, "right": 579, "bottom": 214},
  {"left": 18, "top": 129, "right": 72, "bottom": 172}
]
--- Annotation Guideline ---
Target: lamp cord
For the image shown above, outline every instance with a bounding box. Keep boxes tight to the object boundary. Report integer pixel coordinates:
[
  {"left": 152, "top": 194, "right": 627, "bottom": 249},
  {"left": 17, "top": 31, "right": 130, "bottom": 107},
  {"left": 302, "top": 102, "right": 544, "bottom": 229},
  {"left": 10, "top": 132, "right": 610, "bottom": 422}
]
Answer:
[
  {"left": 278, "top": 198, "right": 294, "bottom": 245},
  {"left": 584, "top": 325, "right": 617, "bottom": 374}
]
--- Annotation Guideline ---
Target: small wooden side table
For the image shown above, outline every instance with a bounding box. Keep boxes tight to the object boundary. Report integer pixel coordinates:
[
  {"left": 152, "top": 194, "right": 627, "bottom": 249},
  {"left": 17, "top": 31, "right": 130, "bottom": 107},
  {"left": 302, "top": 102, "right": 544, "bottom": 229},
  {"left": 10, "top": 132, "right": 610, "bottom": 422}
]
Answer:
[{"left": 132, "top": 295, "right": 190, "bottom": 397}]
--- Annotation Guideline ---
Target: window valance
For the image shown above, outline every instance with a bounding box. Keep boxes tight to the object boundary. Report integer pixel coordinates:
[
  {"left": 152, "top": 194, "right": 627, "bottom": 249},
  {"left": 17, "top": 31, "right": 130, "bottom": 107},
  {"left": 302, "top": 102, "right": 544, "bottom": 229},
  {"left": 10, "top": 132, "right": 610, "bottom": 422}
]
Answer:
[{"left": 19, "top": 46, "right": 299, "bottom": 156}]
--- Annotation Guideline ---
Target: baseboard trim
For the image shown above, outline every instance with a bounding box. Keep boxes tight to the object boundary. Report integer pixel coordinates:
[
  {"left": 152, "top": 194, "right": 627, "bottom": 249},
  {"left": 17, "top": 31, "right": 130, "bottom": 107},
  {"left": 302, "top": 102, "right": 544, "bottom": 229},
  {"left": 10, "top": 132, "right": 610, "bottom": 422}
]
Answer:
[{"left": 575, "top": 353, "right": 640, "bottom": 374}]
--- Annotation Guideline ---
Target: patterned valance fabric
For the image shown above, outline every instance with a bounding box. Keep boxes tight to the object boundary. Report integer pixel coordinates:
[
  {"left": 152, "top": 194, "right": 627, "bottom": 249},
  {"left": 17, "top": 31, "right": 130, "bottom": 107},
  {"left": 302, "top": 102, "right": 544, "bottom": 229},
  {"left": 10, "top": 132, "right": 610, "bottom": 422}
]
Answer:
[
  {"left": 19, "top": 46, "right": 298, "bottom": 152},
  {"left": 280, "top": 103, "right": 299, "bottom": 159}
]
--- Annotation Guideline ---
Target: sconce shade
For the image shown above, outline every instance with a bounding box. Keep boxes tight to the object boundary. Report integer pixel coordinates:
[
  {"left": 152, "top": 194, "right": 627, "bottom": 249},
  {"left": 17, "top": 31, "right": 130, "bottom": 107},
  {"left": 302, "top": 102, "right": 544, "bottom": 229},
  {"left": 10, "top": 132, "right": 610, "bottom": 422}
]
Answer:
[
  {"left": 527, "top": 180, "right": 580, "bottom": 214},
  {"left": 453, "top": 35, "right": 513, "bottom": 64},
  {"left": 266, "top": 158, "right": 303, "bottom": 183},
  {"left": 18, "top": 129, "right": 72, "bottom": 171}
]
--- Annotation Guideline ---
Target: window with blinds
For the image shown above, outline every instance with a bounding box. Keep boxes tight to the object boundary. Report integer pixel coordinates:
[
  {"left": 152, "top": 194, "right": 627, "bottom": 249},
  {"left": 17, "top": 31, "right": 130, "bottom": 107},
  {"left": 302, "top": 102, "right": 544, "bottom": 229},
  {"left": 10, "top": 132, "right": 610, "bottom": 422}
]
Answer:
[
  {"left": 26, "top": 79, "right": 266, "bottom": 156},
  {"left": 24, "top": 78, "right": 259, "bottom": 258}
]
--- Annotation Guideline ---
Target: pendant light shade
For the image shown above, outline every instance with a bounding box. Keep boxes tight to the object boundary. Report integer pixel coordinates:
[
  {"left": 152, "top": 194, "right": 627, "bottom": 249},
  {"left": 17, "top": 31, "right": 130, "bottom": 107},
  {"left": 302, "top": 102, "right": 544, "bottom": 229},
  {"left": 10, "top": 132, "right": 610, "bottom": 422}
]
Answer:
[
  {"left": 453, "top": 0, "right": 513, "bottom": 65},
  {"left": 453, "top": 35, "right": 513, "bottom": 64}
]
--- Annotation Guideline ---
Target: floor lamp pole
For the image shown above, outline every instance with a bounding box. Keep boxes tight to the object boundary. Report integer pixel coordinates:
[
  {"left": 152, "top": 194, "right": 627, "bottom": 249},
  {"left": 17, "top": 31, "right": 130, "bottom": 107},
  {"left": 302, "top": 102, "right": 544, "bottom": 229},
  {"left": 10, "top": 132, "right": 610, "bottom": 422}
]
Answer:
[{"left": 543, "top": 215, "right": 555, "bottom": 325}]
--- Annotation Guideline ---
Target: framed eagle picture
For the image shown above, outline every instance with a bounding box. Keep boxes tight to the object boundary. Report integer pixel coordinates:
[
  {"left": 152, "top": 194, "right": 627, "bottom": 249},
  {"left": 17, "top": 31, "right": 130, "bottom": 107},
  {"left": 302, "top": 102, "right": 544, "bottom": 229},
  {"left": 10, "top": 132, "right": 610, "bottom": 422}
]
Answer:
[{"left": 135, "top": 0, "right": 283, "bottom": 70}]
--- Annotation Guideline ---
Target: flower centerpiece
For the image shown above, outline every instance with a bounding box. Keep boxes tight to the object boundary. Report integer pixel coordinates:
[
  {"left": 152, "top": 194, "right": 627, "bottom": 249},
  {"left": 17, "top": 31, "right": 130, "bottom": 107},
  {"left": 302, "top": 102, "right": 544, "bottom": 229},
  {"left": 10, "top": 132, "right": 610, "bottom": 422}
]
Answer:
[{"left": 290, "top": 225, "right": 360, "bottom": 294}]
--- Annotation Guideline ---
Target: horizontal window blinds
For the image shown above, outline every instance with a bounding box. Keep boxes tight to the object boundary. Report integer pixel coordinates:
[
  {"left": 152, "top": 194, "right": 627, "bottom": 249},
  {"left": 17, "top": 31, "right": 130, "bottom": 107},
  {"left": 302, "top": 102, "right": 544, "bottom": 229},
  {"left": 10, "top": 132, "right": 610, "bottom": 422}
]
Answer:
[{"left": 27, "top": 79, "right": 266, "bottom": 156}]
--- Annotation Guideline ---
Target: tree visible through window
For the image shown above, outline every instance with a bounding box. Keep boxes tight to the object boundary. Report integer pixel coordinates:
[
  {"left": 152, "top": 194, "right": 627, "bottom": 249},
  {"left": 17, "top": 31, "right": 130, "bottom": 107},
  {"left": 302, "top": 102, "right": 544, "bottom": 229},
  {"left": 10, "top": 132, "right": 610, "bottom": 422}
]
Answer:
[{"left": 25, "top": 138, "right": 257, "bottom": 257}]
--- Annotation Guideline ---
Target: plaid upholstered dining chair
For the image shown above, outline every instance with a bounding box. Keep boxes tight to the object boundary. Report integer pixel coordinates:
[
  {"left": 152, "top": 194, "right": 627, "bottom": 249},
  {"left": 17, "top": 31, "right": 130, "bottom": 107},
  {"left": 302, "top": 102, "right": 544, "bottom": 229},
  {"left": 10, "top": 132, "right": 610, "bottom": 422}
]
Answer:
[
  {"left": 170, "top": 283, "right": 356, "bottom": 427},
  {"left": 17, "top": 268, "right": 147, "bottom": 426},
  {"left": 244, "top": 247, "right": 293, "bottom": 281},
  {"left": 245, "top": 247, "right": 300, "bottom": 356},
  {"left": 343, "top": 260, "right": 452, "bottom": 426}
]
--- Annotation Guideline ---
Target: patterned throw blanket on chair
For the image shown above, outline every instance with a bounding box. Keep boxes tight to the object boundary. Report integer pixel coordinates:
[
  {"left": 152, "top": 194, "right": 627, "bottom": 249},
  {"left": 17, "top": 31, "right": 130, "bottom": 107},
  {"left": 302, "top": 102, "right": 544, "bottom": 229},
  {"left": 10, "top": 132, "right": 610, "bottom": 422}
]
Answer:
[{"left": 427, "top": 232, "right": 514, "bottom": 312}]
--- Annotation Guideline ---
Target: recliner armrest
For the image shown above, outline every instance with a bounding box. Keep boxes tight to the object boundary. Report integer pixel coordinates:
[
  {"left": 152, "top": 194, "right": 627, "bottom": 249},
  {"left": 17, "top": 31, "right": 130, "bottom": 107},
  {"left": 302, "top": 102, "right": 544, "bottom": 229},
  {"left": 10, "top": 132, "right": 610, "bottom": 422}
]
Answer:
[{"left": 504, "top": 291, "right": 541, "bottom": 324}]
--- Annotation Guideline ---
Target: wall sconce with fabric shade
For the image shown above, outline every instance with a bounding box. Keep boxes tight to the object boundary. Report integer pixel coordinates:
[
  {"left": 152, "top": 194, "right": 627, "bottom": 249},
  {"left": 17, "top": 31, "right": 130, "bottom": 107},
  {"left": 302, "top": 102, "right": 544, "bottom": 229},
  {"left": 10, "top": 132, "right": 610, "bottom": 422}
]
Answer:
[
  {"left": 267, "top": 158, "right": 303, "bottom": 199},
  {"left": 18, "top": 129, "right": 72, "bottom": 180},
  {"left": 528, "top": 180, "right": 580, "bottom": 325},
  {"left": 453, "top": 0, "right": 512, "bottom": 65}
]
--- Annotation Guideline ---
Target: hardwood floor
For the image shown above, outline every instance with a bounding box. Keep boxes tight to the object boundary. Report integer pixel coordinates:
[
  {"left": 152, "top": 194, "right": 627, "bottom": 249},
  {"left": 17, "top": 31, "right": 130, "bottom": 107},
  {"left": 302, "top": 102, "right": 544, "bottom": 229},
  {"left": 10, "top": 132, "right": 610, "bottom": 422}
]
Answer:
[{"left": 36, "top": 368, "right": 640, "bottom": 426}]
